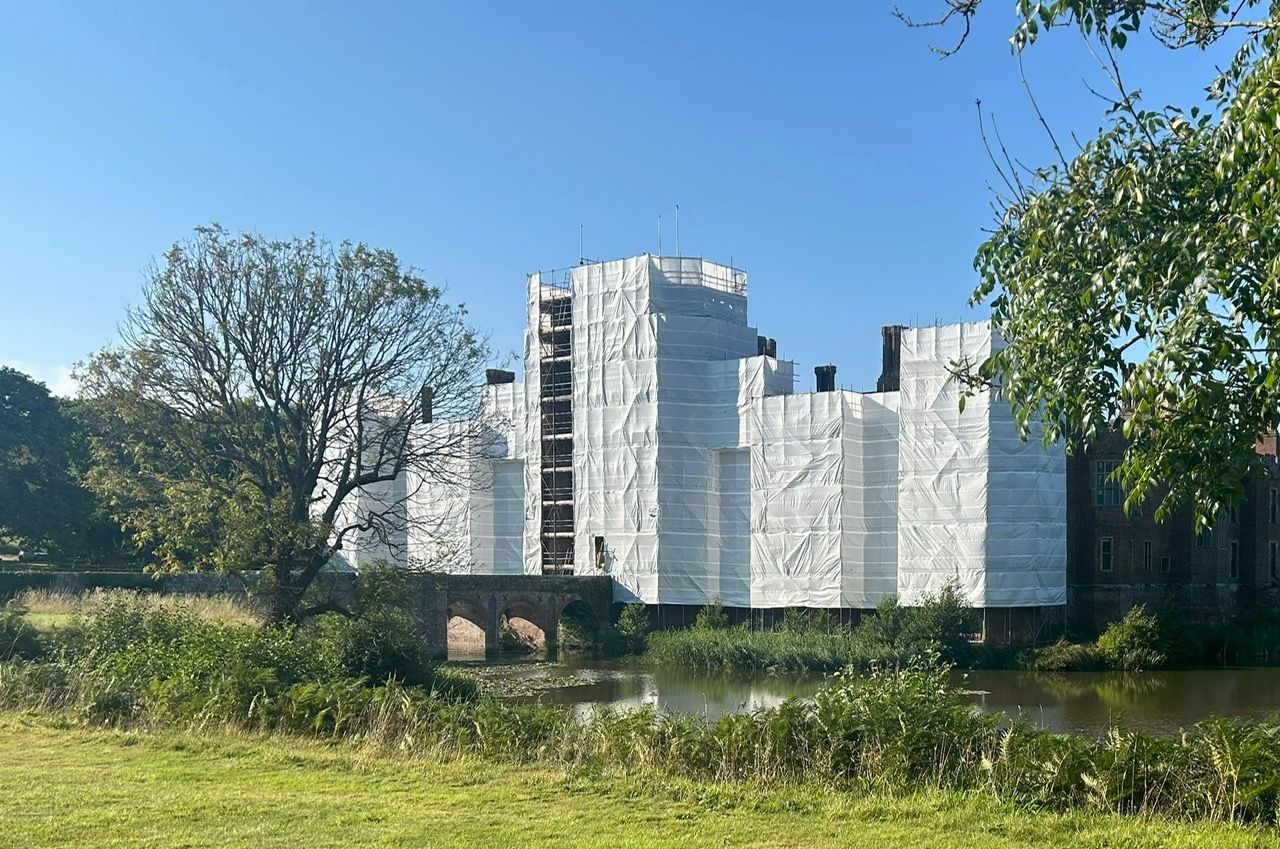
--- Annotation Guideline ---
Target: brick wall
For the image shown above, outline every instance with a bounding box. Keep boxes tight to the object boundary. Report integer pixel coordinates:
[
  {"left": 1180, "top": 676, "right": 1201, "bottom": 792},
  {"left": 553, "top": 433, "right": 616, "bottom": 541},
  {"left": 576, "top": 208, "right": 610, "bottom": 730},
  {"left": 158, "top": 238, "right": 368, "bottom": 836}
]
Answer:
[{"left": 1066, "top": 430, "right": 1280, "bottom": 633}]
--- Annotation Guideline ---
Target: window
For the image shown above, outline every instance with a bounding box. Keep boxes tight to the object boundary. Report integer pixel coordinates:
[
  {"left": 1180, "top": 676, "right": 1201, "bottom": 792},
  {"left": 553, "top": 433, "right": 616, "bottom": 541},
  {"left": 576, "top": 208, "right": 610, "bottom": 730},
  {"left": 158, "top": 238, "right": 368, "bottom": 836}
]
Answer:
[
  {"left": 1229, "top": 503, "right": 1239, "bottom": 524},
  {"left": 1271, "top": 488, "right": 1278, "bottom": 525},
  {"left": 1230, "top": 540, "right": 1240, "bottom": 580},
  {"left": 1099, "top": 537, "right": 1114, "bottom": 574},
  {"left": 1271, "top": 541, "right": 1278, "bottom": 580},
  {"left": 1197, "top": 528, "right": 1214, "bottom": 549},
  {"left": 1096, "top": 461, "right": 1122, "bottom": 507},
  {"left": 1143, "top": 540, "right": 1153, "bottom": 574},
  {"left": 1127, "top": 539, "right": 1135, "bottom": 570},
  {"left": 1161, "top": 555, "right": 1171, "bottom": 574}
]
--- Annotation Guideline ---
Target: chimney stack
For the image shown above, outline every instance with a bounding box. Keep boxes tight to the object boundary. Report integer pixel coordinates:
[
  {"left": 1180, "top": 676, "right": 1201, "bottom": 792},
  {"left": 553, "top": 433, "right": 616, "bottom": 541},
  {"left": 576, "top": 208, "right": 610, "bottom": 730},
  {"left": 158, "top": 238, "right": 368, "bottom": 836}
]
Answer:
[
  {"left": 815, "top": 365, "right": 836, "bottom": 393},
  {"left": 420, "top": 386, "right": 434, "bottom": 424},
  {"left": 877, "top": 325, "right": 905, "bottom": 393}
]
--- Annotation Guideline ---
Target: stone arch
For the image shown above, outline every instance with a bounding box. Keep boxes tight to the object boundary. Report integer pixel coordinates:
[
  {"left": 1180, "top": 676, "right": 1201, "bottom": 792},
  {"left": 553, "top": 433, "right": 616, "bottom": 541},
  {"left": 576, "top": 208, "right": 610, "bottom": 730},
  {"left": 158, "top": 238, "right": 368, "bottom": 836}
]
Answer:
[
  {"left": 500, "top": 593, "right": 558, "bottom": 654},
  {"left": 556, "top": 595, "right": 598, "bottom": 651},
  {"left": 446, "top": 597, "right": 491, "bottom": 658},
  {"left": 447, "top": 597, "right": 487, "bottom": 630}
]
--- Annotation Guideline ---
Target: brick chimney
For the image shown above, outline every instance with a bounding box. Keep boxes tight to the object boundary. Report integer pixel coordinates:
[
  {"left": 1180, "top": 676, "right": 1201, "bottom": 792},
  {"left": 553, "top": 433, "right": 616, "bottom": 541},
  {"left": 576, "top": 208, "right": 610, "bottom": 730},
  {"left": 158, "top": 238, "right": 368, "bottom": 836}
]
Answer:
[{"left": 877, "top": 325, "right": 905, "bottom": 393}]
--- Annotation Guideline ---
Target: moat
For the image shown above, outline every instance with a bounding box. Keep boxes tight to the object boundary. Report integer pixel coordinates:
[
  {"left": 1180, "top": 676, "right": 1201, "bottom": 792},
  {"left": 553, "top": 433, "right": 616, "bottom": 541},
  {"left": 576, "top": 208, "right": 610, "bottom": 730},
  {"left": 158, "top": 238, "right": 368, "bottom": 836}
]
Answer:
[{"left": 456, "top": 657, "right": 1280, "bottom": 737}]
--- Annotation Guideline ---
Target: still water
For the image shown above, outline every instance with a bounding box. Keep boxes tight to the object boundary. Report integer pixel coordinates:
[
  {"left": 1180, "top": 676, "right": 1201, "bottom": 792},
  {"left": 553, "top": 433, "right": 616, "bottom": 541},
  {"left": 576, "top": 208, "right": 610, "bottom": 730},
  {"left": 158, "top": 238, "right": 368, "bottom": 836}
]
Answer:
[{"left": 462, "top": 658, "right": 1280, "bottom": 737}]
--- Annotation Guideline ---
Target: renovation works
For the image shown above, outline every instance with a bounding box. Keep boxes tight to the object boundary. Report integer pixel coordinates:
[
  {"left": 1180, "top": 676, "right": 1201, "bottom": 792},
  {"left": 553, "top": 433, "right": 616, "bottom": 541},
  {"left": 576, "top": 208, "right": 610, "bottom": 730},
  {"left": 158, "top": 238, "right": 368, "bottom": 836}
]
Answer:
[{"left": 343, "top": 254, "right": 1068, "bottom": 636}]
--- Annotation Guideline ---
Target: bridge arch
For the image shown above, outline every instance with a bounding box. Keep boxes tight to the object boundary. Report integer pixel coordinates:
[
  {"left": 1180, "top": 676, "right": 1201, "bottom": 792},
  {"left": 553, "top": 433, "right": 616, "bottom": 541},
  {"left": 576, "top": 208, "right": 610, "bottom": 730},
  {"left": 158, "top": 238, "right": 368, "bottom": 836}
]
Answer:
[
  {"left": 399, "top": 574, "right": 612, "bottom": 661},
  {"left": 446, "top": 598, "right": 490, "bottom": 658}
]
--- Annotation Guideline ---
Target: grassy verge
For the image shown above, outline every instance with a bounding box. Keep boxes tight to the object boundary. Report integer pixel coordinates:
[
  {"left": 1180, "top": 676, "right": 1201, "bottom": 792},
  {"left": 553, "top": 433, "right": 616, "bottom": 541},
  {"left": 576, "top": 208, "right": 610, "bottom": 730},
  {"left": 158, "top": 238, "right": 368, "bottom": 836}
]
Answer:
[
  {"left": 8, "top": 591, "right": 1280, "bottom": 831},
  {"left": 0, "top": 713, "right": 1274, "bottom": 849},
  {"left": 15, "top": 587, "right": 262, "bottom": 628}
]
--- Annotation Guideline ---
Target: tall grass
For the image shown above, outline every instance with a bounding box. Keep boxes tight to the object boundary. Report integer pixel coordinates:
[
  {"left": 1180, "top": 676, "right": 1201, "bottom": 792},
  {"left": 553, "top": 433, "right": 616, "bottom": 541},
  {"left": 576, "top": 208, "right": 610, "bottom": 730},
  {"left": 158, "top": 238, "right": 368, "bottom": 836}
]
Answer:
[
  {"left": 7, "top": 591, "right": 1280, "bottom": 826},
  {"left": 646, "top": 588, "right": 977, "bottom": 672},
  {"left": 15, "top": 588, "right": 263, "bottom": 628},
  {"left": 646, "top": 627, "right": 863, "bottom": 672}
]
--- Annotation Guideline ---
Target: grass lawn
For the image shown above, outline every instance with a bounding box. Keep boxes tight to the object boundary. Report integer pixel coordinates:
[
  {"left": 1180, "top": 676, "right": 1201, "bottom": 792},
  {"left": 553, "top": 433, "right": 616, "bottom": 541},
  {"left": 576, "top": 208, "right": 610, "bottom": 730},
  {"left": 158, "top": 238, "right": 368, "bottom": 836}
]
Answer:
[{"left": 0, "top": 714, "right": 1276, "bottom": 848}]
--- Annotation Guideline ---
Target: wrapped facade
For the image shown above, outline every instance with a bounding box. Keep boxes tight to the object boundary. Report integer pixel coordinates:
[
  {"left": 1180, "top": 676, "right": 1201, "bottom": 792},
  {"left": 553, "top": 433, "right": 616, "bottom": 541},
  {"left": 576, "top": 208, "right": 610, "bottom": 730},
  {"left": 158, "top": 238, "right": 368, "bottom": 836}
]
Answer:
[{"left": 346, "top": 254, "right": 1066, "bottom": 611}]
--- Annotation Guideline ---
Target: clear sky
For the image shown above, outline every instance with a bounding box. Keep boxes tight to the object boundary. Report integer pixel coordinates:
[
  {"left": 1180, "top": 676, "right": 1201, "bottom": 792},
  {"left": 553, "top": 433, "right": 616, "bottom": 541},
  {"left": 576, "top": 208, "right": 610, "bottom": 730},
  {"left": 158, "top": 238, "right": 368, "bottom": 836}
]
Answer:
[{"left": 0, "top": 2, "right": 1241, "bottom": 396}]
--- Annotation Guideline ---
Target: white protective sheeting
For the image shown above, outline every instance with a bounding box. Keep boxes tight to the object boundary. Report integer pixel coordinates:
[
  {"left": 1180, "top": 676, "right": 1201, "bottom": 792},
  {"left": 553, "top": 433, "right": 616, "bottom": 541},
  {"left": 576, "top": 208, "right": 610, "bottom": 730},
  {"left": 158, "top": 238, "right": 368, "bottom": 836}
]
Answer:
[
  {"left": 369, "top": 255, "right": 1066, "bottom": 611},
  {"left": 896, "top": 322, "right": 1066, "bottom": 607},
  {"left": 394, "top": 383, "right": 527, "bottom": 573}
]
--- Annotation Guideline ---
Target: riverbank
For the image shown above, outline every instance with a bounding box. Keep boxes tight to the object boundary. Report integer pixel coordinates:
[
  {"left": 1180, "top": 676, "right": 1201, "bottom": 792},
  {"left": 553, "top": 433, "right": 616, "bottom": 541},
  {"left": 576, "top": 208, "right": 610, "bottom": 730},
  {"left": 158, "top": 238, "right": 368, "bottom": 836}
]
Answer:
[
  {"left": 2, "top": 713, "right": 1274, "bottom": 849},
  {"left": 10, "top": 591, "right": 1280, "bottom": 830},
  {"left": 451, "top": 658, "right": 1280, "bottom": 736}
]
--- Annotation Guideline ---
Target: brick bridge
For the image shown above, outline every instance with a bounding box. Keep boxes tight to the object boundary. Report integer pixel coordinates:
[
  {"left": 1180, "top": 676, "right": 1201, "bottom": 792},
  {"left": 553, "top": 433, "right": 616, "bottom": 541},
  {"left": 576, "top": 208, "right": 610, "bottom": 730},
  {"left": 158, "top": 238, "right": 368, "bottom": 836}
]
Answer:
[{"left": 405, "top": 573, "right": 614, "bottom": 660}]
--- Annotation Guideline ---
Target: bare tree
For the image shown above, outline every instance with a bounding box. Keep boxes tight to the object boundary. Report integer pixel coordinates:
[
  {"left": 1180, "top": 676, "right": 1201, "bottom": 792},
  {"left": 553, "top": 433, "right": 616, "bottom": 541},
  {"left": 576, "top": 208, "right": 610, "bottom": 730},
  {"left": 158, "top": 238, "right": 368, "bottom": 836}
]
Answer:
[{"left": 79, "top": 225, "right": 490, "bottom": 623}]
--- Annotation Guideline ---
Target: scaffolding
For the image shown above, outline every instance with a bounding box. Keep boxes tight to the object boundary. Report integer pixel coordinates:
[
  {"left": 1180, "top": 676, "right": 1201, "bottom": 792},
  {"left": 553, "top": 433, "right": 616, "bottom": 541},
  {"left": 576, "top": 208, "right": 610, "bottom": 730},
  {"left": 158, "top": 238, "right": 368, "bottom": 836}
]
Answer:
[
  {"left": 537, "top": 273, "right": 574, "bottom": 574},
  {"left": 654, "top": 255, "right": 747, "bottom": 295}
]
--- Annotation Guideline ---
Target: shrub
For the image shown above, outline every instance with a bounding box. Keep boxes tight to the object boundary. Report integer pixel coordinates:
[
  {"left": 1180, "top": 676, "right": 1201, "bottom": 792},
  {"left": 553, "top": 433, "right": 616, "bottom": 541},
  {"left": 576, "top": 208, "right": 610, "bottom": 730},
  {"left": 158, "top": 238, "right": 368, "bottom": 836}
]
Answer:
[
  {"left": 1023, "top": 638, "right": 1102, "bottom": 671},
  {"left": 497, "top": 618, "right": 538, "bottom": 653},
  {"left": 693, "top": 597, "right": 731, "bottom": 631},
  {"left": 1096, "top": 606, "right": 1167, "bottom": 671},
  {"left": 613, "top": 603, "right": 652, "bottom": 654},
  {"left": 306, "top": 608, "right": 449, "bottom": 689},
  {"left": 557, "top": 600, "right": 606, "bottom": 651},
  {"left": 812, "top": 656, "right": 998, "bottom": 788},
  {"left": 911, "top": 583, "right": 978, "bottom": 666},
  {"left": 848, "top": 594, "right": 917, "bottom": 666},
  {"left": 19, "top": 590, "right": 476, "bottom": 727},
  {"left": 0, "top": 600, "right": 42, "bottom": 661}
]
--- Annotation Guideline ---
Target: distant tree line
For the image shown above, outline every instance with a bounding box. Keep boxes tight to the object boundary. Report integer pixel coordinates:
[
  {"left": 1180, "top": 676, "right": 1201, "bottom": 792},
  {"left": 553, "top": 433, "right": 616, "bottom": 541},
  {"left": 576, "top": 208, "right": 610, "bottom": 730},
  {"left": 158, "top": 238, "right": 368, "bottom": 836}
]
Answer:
[{"left": 0, "top": 367, "right": 129, "bottom": 562}]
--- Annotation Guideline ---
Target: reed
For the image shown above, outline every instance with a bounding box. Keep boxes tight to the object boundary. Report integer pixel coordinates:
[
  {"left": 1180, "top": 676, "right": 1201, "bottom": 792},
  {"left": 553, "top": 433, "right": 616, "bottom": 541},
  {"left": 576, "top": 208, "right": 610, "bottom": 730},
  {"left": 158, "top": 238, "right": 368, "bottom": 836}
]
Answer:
[{"left": 7, "top": 591, "right": 1280, "bottom": 826}]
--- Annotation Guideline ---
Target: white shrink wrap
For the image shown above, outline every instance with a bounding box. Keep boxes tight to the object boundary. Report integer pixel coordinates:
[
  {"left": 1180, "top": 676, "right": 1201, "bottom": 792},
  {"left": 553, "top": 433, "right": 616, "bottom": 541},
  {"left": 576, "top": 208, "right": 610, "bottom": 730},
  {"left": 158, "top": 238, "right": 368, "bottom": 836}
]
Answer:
[
  {"left": 355, "top": 255, "right": 1066, "bottom": 614},
  {"left": 896, "top": 322, "right": 1066, "bottom": 608}
]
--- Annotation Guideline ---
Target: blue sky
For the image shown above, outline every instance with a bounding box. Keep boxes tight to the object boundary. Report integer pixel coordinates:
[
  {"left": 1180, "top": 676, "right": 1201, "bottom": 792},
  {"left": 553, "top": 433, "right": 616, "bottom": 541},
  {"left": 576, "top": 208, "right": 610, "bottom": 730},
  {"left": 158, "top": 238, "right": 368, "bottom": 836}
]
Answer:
[{"left": 0, "top": 2, "right": 1241, "bottom": 396}]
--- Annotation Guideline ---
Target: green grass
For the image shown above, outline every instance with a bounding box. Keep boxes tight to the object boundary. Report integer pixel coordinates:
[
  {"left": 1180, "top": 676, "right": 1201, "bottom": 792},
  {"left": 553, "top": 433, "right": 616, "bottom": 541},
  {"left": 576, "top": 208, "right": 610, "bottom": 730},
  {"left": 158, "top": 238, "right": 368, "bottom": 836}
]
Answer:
[
  {"left": 645, "top": 626, "right": 866, "bottom": 671},
  {"left": 0, "top": 714, "right": 1275, "bottom": 848},
  {"left": 20, "top": 611, "right": 72, "bottom": 632},
  {"left": 14, "top": 587, "right": 262, "bottom": 628}
]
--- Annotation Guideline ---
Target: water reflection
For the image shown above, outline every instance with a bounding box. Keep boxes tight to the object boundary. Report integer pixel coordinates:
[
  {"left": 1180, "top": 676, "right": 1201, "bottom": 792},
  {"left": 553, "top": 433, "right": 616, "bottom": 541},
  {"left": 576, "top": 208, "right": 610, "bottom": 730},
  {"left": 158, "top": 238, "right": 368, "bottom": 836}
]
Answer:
[
  {"left": 472, "top": 658, "right": 1280, "bottom": 736},
  {"left": 963, "top": 668, "right": 1280, "bottom": 736},
  {"left": 477, "top": 658, "right": 828, "bottom": 721}
]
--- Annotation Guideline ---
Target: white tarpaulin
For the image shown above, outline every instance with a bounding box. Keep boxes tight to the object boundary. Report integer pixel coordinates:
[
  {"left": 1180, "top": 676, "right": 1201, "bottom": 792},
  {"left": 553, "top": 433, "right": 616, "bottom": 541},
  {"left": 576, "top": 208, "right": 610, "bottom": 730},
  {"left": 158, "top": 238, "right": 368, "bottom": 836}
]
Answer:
[
  {"left": 896, "top": 322, "right": 1066, "bottom": 607},
  {"left": 358, "top": 256, "right": 1066, "bottom": 611}
]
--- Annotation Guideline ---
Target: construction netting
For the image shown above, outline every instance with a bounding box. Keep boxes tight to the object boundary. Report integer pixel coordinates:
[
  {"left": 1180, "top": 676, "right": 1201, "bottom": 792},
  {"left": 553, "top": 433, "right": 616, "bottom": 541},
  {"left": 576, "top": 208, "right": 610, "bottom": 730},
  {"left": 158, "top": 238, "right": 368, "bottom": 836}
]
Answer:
[
  {"left": 366, "top": 256, "right": 1066, "bottom": 610},
  {"left": 896, "top": 322, "right": 1066, "bottom": 607}
]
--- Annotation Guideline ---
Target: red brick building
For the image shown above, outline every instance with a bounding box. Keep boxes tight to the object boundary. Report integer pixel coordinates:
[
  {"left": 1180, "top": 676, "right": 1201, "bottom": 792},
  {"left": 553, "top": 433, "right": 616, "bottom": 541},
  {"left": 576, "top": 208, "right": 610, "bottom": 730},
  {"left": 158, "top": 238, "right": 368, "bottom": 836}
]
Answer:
[{"left": 1066, "top": 430, "right": 1280, "bottom": 633}]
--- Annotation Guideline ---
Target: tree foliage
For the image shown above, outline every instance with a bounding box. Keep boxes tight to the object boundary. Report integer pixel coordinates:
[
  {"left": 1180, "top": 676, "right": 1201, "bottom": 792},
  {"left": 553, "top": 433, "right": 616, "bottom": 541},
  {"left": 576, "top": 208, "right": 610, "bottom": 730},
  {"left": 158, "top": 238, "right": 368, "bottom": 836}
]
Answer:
[
  {"left": 79, "top": 226, "right": 488, "bottom": 622},
  {"left": 910, "top": 1, "right": 1280, "bottom": 527},
  {"left": 0, "top": 368, "right": 81, "bottom": 547}
]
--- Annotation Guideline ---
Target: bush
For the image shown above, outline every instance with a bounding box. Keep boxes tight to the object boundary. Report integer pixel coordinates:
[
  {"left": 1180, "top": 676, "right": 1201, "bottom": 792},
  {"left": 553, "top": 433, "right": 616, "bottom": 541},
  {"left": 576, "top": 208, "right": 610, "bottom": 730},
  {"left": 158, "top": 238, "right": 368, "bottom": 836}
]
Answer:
[
  {"left": 1023, "top": 638, "right": 1102, "bottom": 671},
  {"left": 557, "top": 601, "right": 606, "bottom": 651},
  {"left": 693, "top": 597, "right": 731, "bottom": 631},
  {"left": 0, "top": 600, "right": 42, "bottom": 661},
  {"left": 305, "top": 608, "right": 470, "bottom": 697},
  {"left": 849, "top": 585, "right": 977, "bottom": 669},
  {"left": 496, "top": 618, "right": 538, "bottom": 654},
  {"left": 1096, "top": 606, "right": 1167, "bottom": 671},
  {"left": 911, "top": 583, "right": 978, "bottom": 665},
  {"left": 613, "top": 603, "right": 652, "bottom": 654},
  {"left": 813, "top": 657, "right": 998, "bottom": 787}
]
